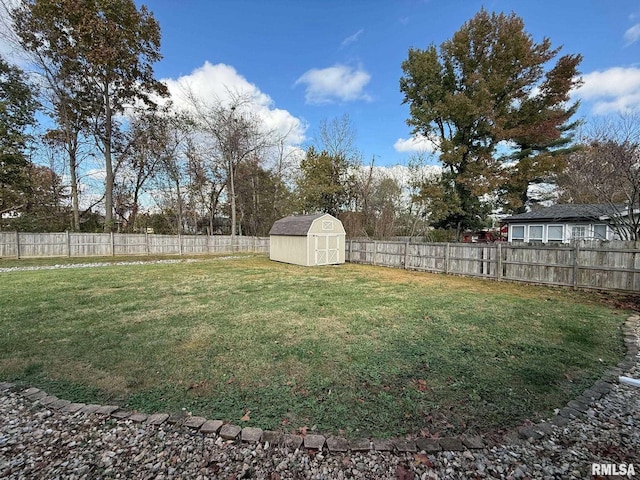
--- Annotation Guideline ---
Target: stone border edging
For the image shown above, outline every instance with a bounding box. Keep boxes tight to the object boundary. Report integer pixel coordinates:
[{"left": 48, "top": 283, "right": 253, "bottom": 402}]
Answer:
[{"left": 2, "top": 314, "right": 638, "bottom": 455}]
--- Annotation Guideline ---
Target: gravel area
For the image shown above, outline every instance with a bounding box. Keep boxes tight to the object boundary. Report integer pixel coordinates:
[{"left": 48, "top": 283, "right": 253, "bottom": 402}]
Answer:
[
  {"left": 0, "top": 256, "right": 248, "bottom": 273},
  {"left": 1, "top": 321, "right": 638, "bottom": 479}
]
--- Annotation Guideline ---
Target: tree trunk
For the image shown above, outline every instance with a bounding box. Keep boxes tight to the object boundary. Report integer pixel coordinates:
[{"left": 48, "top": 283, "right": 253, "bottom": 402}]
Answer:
[
  {"left": 103, "top": 84, "right": 114, "bottom": 232},
  {"left": 229, "top": 157, "right": 236, "bottom": 238},
  {"left": 69, "top": 151, "right": 80, "bottom": 231}
]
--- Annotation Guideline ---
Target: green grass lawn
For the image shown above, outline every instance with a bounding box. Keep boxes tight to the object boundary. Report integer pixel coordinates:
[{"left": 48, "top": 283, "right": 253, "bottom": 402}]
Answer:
[{"left": 0, "top": 255, "right": 629, "bottom": 438}]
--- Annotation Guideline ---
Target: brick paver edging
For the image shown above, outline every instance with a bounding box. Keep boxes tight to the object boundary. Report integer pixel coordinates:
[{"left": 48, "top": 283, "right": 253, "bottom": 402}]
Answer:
[{"left": 2, "top": 314, "right": 638, "bottom": 454}]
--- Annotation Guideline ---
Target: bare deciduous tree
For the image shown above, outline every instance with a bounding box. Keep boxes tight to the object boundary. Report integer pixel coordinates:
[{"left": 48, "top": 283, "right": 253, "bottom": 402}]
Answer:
[
  {"left": 185, "top": 92, "right": 277, "bottom": 238},
  {"left": 558, "top": 114, "right": 640, "bottom": 240}
]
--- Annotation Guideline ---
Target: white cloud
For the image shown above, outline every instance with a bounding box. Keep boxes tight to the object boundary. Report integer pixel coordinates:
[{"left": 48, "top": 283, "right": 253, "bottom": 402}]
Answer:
[
  {"left": 295, "top": 64, "right": 371, "bottom": 104},
  {"left": 393, "top": 134, "right": 438, "bottom": 153},
  {"left": 162, "top": 61, "right": 306, "bottom": 145},
  {"left": 372, "top": 163, "right": 440, "bottom": 185},
  {"left": 624, "top": 23, "right": 640, "bottom": 45},
  {"left": 573, "top": 67, "right": 640, "bottom": 114},
  {"left": 341, "top": 29, "right": 363, "bottom": 48}
]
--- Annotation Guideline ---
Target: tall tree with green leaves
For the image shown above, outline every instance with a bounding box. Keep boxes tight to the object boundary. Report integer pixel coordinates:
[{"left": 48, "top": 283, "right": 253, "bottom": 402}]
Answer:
[
  {"left": 0, "top": 55, "right": 38, "bottom": 220},
  {"left": 297, "top": 147, "right": 352, "bottom": 217},
  {"left": 400, "top": 8, "right": 582, "bottom": 237},
  {"left": 13, "top": 0, "right": 168, "bottom": 231}
]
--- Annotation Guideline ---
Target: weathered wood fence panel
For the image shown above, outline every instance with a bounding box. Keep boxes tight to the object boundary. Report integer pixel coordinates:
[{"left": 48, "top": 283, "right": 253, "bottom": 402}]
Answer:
[
  {"left": 148, "top": 234, "right": 180, "bottom": 255},
  {"left": 410, "top": 243, "right": 446, "bottom": 272},
  {"left": 70, "top": 233, "right": 112, "bottom": 257},
  {"left": 347, "top": 239, "right": 640, "bottom": 293},
  {"left": 503, "top": 245, "right": 574, "bottom": 287},
  {"left": 0, "top": 232, "right": 269, "bottom": 258}
]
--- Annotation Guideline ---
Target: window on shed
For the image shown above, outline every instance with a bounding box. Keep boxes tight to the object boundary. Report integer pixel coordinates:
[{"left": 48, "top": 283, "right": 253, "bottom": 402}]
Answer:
[
  {"left": 511, "top": 225, "right": 525, "bottom": 242},
  {"left": 593, "top": 224, "right": 607, "bottom": 240},
  {"left": 528, "top": 225, "right": 543, "bottom": 243},
  {"left": 547, "top": 225, "right": 564, "bottom": 243},
  {"left": 322, "top": 221, "right": 334, "bottom": 231}
]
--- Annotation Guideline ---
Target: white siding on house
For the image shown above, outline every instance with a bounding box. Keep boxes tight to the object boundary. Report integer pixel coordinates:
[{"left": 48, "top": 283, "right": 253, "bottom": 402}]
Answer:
[{"left": 508, "top": 222, "right": 613, "bottom": 243}]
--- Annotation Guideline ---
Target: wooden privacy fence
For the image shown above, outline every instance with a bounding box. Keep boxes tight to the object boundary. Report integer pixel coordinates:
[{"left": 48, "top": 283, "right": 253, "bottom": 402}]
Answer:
[
  {"left": 0, "top": 231, "right": 269, "bottom": 258},
  {"left": 2, "top": 231, "right": 638, "bottom": 293},
  {"left": 346, "top": 239, "right": 640, "bottom": 293}
]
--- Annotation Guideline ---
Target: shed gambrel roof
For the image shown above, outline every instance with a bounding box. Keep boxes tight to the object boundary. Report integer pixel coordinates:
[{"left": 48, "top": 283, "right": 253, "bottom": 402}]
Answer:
[
  {"left": 503, "top": 204, "right": 626, "bottom": 223},
  {"left": 269, "top": 213, "right": 326, "bottom": 236}
]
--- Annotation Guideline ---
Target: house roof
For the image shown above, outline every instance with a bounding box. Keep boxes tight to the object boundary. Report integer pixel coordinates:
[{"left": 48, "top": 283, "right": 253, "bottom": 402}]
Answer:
[
  {"left": 503, "top": 204, "right": 627, "bottom": 223},
  {"left": 269, "top": 213, "right": 327, "bottom": 236}
]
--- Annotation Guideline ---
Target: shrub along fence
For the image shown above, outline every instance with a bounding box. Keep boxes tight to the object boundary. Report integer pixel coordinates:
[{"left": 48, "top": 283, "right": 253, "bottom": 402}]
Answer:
[
  {"left": 0, "top": 231, "right": 269, "bottom": 258},
  {"left": 346, "top": 239, "right": 640, "bottom": 293}
]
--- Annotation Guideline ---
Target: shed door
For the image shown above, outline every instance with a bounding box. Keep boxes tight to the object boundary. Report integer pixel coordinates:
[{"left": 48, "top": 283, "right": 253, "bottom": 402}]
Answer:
[{"left": 314, "top": 235, "right": 340, "bottom": 265}]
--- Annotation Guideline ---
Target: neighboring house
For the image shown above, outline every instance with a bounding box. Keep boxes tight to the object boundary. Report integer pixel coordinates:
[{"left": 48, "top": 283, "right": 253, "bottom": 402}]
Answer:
[{"left": 502, "top": 204, "right": 627, "bottom": 243}]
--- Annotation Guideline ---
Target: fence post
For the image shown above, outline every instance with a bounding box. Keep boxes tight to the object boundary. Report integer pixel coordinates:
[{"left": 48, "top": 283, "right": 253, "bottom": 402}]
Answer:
[
  {"left": 372, "top": 241, "right": 377, "bottom": 266},
  {"left": 110, "top": 232, "right": 115, "bottom": 256},
  {"left": 145, "top": 232, "right": 150, "bottom": 256},
  {"left": 629, "top": 248, "right": 637, "bottom": 291},
  {"left": 15, "top": 231, "right": 20, "bottom": 259},
  {"left": 66, "top": 230, "right": 71, "bottom": 257},
  {"left": 496, "top": 243, "right": 502, "bottom": 281},
  {"left": 178, "top": 234, "right": 183, "bottom": 256},
  {"left": 572, "top": 242, "right": 581, "bottom": 289},
  {"left": 404, "top": 241, "right": 410, "bottom": 269},
  {"left": 444, "top": 243, "right": 450, "bottom": 274},
  {"left": 348, "top": 239, "right": 352, "bottom": 262}
]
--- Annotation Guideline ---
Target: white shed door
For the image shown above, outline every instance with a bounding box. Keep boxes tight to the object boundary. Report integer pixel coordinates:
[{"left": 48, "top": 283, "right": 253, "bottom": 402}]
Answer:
[{"left": 314, "top": 235, "right": 340, "bottom": 265}]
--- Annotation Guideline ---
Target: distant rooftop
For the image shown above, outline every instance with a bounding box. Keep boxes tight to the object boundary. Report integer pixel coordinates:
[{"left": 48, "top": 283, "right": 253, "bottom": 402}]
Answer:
[{"left": 503, "top": 204, "right": 627, "bottom": 223}]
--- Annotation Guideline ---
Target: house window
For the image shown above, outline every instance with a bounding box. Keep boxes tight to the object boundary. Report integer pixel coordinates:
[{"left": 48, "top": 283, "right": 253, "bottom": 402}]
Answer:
[
  {"left": 528, "top": 225, "right": 543, "bottom": 243},
  {"left": 571, "top": 225, "right": 586, "bottom": 239},
  {"left": 511, "top": 225, "right": 525, "bottom": 242},
  {"left": 593, "top": 224, "right": 607, "bottom": 240},
  {"left": 547, "top": 225, "right": 564, "bottom": 243}
]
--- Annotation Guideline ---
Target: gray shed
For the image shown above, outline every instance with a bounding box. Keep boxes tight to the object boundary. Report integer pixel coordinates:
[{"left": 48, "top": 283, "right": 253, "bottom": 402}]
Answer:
[{"left": 269, "top": 213, "right": 346, "bottom": 266}]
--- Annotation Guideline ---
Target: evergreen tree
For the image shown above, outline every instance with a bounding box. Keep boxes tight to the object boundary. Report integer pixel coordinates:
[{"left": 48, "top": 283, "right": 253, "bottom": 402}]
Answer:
[{"left": 0, "top": 56, "right": 38, "bottom": 219}]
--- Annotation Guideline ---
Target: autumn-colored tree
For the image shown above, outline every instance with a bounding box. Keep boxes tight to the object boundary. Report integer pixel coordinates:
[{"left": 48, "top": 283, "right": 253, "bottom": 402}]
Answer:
[
  {"left": 12, "top": 164, "right": 69, "bottom": 231},
  {"left": 400, "top": 8, "right": 582, "bottom": 238},
  {"left": 13, "top": 0, "right": 168, "bottom": 232}
]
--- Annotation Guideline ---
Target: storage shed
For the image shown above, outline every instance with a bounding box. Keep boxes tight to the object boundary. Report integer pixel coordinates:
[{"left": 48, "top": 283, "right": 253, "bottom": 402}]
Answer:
[{"left": 269, "top": 213, "right": 346, "bottom": 266}]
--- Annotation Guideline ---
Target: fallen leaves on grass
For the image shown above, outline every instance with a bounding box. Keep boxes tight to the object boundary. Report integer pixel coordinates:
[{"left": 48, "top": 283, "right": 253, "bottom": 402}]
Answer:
[{"left": 415, "top": 379, "right": 428, "bottom": 392}]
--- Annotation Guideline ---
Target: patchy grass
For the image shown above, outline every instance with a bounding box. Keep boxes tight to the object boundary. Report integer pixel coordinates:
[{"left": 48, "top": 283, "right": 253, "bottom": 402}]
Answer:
[{"left": 0, "top": 255, "right": 629, "bottom": 438}]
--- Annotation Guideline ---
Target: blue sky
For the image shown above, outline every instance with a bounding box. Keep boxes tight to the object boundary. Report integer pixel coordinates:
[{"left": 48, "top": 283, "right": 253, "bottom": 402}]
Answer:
[
  {"left": 143, "top": 0, "right": 640, "bottom": 168},
  {"left": 1, "top": 0, "right": 637, "bottom": 169}
]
